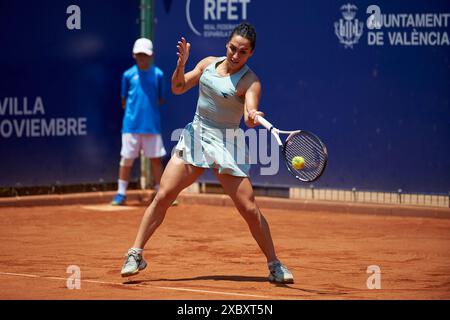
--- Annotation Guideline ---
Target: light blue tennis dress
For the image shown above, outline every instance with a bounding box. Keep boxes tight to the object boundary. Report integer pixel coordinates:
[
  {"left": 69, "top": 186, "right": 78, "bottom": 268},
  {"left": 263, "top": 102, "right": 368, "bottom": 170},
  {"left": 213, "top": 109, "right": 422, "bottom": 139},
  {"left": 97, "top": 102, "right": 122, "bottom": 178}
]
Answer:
[{"left": 175, "top": 57, "right": 251, "bottom": 177}]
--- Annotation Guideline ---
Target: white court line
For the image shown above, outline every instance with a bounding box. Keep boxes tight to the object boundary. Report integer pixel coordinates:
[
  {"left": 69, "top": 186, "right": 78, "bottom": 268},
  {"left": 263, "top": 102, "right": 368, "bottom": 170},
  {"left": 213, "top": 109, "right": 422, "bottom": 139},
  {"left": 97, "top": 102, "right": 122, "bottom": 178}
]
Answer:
[
  {"left": 150, "top": 285, "right": 276, "bottom": 299},
  {"left": 0, "top": 271, "right": 283, "bottom": 300},
  {"left": 80, "top": 205, "right": 135, "bottom": 212}
]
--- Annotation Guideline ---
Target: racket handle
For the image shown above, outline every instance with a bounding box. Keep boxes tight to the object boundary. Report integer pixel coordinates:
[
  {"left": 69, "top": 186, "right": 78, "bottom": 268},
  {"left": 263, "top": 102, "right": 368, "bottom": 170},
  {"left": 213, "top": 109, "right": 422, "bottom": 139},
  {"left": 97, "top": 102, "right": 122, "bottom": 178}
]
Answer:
[{"left": 255, "top": 115, "right": 273, "bottom": 131}]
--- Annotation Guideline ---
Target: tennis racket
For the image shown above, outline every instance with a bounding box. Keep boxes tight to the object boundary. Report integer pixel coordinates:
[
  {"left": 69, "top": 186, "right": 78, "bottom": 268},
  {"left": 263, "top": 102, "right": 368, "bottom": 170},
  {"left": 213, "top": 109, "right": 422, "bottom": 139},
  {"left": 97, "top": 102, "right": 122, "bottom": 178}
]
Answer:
[{"left": 255, "top": 115, "right": 328, "bottom": 182}]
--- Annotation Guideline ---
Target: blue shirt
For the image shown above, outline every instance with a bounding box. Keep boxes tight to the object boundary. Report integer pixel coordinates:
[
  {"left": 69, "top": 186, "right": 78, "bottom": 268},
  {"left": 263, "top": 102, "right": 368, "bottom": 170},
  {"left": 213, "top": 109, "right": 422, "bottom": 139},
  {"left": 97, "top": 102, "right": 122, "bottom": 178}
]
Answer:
[{"left": 121, "top": 65, "right": 165, "bottom": 134}]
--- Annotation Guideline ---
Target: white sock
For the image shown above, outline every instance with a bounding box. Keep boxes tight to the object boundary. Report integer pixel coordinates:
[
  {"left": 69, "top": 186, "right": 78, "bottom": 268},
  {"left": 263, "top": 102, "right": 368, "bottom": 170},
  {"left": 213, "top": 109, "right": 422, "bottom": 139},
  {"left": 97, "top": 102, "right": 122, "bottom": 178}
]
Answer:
[
  {"left": 268, "top": 260, "right": 280, "bottom": 268},
  {"left": 118, "top": 179, "right": 128, "bottom": 195},
  {"left": 154, "top": 184, "right": 160, "bottom": 191},
  {"left": 130, "top": 247, "right": 143, "bottom": 255}
]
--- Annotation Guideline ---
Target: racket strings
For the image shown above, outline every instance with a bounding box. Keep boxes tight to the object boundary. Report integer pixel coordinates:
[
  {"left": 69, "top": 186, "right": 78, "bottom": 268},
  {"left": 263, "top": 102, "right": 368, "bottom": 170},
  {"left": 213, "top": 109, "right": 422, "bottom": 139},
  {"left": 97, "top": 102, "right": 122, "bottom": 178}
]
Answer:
[{"left": 284, "top": 132, "right": 327, "bottom": 182}]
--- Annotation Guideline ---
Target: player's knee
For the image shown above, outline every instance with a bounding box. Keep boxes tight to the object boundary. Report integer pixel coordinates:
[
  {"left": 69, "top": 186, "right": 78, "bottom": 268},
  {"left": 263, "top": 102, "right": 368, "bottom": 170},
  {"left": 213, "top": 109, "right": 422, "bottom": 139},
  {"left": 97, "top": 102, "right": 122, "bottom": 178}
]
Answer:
[
  {"left": 120, "top": 157, "right": 135, "bottom": 167},
  {"left": 153, "top": 188, "right": 175, "bottom": 208},
  {"left": 240, "top": 203, "right": 260, "bottom": 223}
]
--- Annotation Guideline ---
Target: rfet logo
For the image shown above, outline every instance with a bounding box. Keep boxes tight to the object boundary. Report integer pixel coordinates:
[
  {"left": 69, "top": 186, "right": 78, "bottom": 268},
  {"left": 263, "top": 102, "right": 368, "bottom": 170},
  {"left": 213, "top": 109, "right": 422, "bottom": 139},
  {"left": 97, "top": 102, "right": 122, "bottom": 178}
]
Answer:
[
  {"left": 334, "top": 3, "right": 364, "bottom": 48},
  {"left": 186, "top": 0, "right": 251, "bottom": 38}
]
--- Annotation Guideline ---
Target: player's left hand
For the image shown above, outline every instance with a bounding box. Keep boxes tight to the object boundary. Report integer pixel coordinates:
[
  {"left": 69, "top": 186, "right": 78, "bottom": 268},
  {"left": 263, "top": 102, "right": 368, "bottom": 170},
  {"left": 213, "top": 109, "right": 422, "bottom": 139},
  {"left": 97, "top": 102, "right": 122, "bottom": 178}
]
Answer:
[{"left": 176, "top": 37, "right": 191, "bottom": 67}]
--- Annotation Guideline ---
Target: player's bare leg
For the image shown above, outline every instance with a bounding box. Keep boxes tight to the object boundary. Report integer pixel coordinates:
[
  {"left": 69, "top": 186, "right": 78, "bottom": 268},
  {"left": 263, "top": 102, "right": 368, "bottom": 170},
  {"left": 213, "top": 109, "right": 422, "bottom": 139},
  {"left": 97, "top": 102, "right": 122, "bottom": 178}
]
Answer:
[
  {"left": 151, "top": 157, "right": 179, "bottom": 205},
  {"left": 121, "top": 153, "right": 204, "bottom": 276},
  {"left": 133, "top": 153, "right": 204, "bottom": 249},
  {"left": 213, "top": 172, "right": 294, "bottom": 283},
  {"left": 213, "top": 172, "right": 277, "bottom": 262}
]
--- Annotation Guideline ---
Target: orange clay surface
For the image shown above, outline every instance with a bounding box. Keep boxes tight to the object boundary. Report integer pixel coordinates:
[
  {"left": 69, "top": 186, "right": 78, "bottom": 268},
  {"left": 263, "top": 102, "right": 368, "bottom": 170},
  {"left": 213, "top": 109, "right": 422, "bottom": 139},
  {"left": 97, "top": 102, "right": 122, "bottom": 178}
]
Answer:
[{"left": 0, "top": 199, "right": 449, "bottom": 300}]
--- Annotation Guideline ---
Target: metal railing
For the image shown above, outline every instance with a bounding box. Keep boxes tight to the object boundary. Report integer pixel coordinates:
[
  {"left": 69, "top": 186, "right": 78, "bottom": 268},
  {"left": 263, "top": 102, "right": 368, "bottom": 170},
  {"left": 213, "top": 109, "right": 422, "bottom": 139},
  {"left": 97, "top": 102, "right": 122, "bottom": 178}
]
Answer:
[
  {"left": 289, "top": 187, "right": 449, "bottom": 208},
  {"left": 184, "top": 183, "right": 449, "bottom": 208}
]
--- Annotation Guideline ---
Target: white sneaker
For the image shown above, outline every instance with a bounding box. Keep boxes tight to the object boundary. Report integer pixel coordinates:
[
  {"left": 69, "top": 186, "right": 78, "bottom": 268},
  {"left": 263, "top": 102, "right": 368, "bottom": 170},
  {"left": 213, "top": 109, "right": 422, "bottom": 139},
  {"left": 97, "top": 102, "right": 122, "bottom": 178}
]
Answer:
[
  {"left": 121, "top": 249, "right": 147, "bottom": 277},
  {"left": 268, "top": 261, "right": 294, "bottom": 284}
]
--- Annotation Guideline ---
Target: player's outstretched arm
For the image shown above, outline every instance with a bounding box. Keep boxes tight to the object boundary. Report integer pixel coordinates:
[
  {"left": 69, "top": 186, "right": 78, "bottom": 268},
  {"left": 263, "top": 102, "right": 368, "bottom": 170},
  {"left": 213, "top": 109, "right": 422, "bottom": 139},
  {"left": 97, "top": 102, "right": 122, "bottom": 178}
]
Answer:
[
  {"left": 243, "top": 75, "right": 264, "bottom": 128},
  {"left": 171, "top": 37, "right": 215, "bottom": 95}
]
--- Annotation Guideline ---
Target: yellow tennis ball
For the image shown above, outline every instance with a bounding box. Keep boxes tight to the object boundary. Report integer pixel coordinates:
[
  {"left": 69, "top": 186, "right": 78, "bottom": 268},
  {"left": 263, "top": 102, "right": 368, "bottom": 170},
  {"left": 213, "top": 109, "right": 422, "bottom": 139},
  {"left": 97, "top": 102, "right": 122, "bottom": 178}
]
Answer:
[{"left": 292, "top": 156, "right": 305, "bottom": 170}]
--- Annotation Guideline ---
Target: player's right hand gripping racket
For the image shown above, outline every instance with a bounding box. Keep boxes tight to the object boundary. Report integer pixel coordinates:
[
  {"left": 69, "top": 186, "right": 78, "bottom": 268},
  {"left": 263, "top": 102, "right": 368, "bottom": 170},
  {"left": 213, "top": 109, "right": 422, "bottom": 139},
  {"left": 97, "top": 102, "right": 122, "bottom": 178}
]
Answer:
[{"left": 255, "top": 115, "right": 328, "bottom": 182}]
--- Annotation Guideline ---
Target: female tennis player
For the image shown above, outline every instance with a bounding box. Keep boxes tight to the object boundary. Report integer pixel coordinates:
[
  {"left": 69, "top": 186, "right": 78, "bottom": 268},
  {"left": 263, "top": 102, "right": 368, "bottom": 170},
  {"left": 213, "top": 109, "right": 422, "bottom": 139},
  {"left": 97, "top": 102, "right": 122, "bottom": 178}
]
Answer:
[{"left": 121, "top": 23, "right": 294, "bottom": 284}]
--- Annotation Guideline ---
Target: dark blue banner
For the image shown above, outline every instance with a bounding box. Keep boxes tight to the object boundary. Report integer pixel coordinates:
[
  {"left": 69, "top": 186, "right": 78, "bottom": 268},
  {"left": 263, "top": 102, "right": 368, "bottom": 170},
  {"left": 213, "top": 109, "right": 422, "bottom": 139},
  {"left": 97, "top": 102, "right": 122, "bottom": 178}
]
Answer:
[
  {"left": 1, "top": 1, "right": 449, "bottom": 195},
  {"left": 155, "top": 0, "right": 450, "bottom": 194},
  {"left": 0, "top": 1, "right": 139, "bottom": 187}
]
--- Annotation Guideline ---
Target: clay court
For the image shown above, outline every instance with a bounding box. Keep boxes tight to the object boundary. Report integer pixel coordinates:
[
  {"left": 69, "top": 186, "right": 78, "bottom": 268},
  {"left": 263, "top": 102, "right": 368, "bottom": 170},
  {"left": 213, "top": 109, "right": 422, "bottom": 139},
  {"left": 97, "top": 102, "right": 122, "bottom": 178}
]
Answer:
[{"left": 1, "top": 192, "right": 449, "bottom": 300}]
